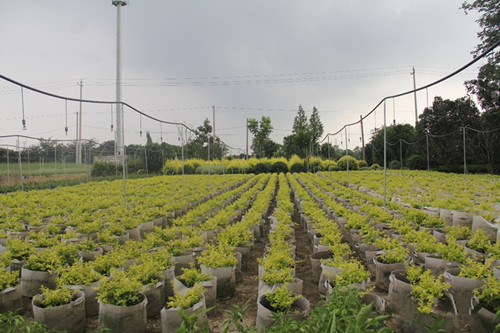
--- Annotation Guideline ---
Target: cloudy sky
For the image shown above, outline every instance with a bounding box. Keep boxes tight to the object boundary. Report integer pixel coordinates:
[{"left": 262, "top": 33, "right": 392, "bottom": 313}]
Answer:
[{"left": 0, "top": 0, "right": 485, "bottom": 155}]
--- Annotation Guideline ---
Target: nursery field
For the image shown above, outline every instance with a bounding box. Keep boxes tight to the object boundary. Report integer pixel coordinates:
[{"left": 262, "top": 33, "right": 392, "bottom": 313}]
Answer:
[{"left": 0, "top": 171, "right": 498, "bottom": 332}]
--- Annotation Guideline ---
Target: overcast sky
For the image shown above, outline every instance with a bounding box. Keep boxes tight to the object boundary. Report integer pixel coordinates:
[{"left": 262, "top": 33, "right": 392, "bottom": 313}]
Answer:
[{"left": 0, "top": 0, "right": 485, "bottom": 155}]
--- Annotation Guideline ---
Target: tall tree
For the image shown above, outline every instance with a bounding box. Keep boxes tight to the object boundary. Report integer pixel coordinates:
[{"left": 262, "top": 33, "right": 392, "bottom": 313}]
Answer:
[
  {"left": 283, "top": 105, "right": 311, "bottom": 158},
  {"left": 462, "top": 1, "right": 500, "bottom": 172},
  {"left": 247, "top": 116, "right": 276, "bottom": 158},
  {"left": 309, "top": 106, "right": 324, "bottom": 154},
  {"left": 416, "top": 96, "right": 481, "bottom": 171}
]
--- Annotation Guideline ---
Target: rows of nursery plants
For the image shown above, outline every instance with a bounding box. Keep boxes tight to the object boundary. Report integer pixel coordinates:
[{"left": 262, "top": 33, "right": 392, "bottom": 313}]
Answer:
[
  {"left": 326, "top": 170, "right": 500, "bottom": 221},
  {"left": 292, "top": 172, "right": 499, "bottom": 332},
  {"left": 0, "top": 171, "right": 498, "bottom": 332}
]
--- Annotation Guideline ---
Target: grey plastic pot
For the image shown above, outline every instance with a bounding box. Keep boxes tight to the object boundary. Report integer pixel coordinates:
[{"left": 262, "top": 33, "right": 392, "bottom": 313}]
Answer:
[
  {"left": 32, "top": 290, "right": 86, "bottom": 333},
  {"left": 160, "top": 296, "right": 207, "bottom": 333},
  {"left": 20, "top": 267, "right": 57, "bottom": 298},
  {"left": 256, "top": 294, "right": 310, "bottom": 330},
  {"left": 98, "top": 293, "right": 148, "bottom": 333},
  {"left": 0, "top": 285, "right": 22, "bottom": 313}
]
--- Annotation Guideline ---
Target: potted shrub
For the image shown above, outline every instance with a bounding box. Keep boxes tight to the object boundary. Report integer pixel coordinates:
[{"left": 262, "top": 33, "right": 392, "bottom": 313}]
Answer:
[
  {"left": 21, "top": 248, "right": 60, "bottom": 297},
  {"left": 32, "top": 286, "right": 85, "bottom": 333},
  {"left": 323, "top": 258, "right": 370, "bottom": 297},
  {"left": 198, "top": 244, "right": 238, "bottom": 299},
  {"left": 0, "top": 270, "right": 22, "bottom": 313},
  {"left": 256, "top": 285, "right": 310, "bottom": 330},
  {"left": 97, "top": 270, "right": 147, "bottom": 333},
  {"left": 471, "top": 275, "right": 500, "bottom": 333},
  {"left": 465, "top": 229, "right": 493, "bottom": 261},
  {"left": 425, "top": 238, "right": 467, "bottom": 275},
  {"left": 57, "top": 261, "right": 103, "bottom": 317},
  {"left": 5, "top": 238, "right": 33, "bottom": 273},
  {"left": 373, "top": 238, "right": 409, "bottom": 291},
  {"left": 175, "top": 264, "right": 217, "bottom": 309},
  {"left": 167, "top": 239, "right": 194, "bottom": 276},
  {"left": 444, "top": 259, "right": 491, "bottom": 315},
  {"left": 127, "top": 261, "right": 165, "bottom": 318},
  {"left": 161, "top": 283, "right": 208, "bottom": 333},
  {"left": 77, "top": 240, "right": 103, "bottom": 262}
]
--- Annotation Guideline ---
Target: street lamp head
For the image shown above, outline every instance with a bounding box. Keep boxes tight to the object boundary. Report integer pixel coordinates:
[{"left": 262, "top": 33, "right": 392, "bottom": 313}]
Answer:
[{"left": 112, "top": 0, "right": 128, "bottom": 6}]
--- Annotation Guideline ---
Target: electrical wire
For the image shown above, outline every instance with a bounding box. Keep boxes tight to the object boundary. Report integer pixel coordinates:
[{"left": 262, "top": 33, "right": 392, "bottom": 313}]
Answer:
[{"left": 319, "top": 39, "right": 500, "bottom": 143}]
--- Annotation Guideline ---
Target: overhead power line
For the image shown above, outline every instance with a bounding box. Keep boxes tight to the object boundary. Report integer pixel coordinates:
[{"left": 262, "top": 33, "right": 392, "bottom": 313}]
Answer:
[{"left": 320, "top": 39, "right": 500, "bottom": 142}]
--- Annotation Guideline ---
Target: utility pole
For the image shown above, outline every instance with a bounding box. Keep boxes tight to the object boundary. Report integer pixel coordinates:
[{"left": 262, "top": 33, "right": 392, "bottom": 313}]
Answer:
[
  {"left": 360, "top": 115, "right": 366, "bottom": 162},
  {"left": 246, "top": 118, "right": 249, "bottom": 160},
  {"left": 113, "top": 0, "right": 127, "bottom": 162},
  {"left": 411, "top": 66, "right": 418, "bottom": 128},
  {"left": 77, "top": 80, "right": 83, "bottom": 164},
  {"left": 75, "top": 112, "right": 79, "bottom": 164}
]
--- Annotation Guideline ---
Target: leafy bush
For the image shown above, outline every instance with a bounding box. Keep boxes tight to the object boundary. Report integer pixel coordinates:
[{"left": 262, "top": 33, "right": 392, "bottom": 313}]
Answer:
[
  {"left": 265, "top": 285, "right": 301, "bottom": 313},
  {"left": 290, "top": 162, "right": 305, "bottom": 173},
  {"left": 271, "top": 161, "right": 289, "bottom": 173},
  {"left": 0, "top": 311, "right": 60, "bottom": 332},
  {"left": 389, "top": 160, "right": 401, "bottom": 170},
  {"left": 98, "top": 270, "right": 143, "bottom": 307},
  {"left": 337, "top": 156, "right": 359, "bottom": 171},
  {"left": 474, "top": 275, "right": 500, "bottom": 312},
  {"left": 407, "top": 154, "right": 427, "bottom": 170},
  {"left": 167, "top": 283, "right": 205, "bottom": 309},
  {"left": 24, "top": 249, "right": 61, "bottom": 272},
  {"left": 127, "top": 158, "right": 145, "bottom": 174},
  {"left": 406, "top": 265, "right": 450, "bottom": 314},
  {"left": 57, "top": 261, "right": 102, "bottom": 286},
  {"left": 0, "top": 270, "right": 20, "bottom": 290},
  {"left": 37, "top": 286, "right": 76, "bottom": 308},
  {"left": 178, "top": 265, "right": 211, "bottom": 288},
  {"left": 90, "top": 161, "right": 120, "bottom": 177},
  {"left": 254, "top": 162, "right": 272, "bottom": 174},
  {"left": 357, "top": 160, "right": 368, "bottom": 169},
  {"left": 371, "top": 163, "right": 381, "bottom": 170},
  {"left": 197, "top": 244, "right": 238, "bottom": 268}
]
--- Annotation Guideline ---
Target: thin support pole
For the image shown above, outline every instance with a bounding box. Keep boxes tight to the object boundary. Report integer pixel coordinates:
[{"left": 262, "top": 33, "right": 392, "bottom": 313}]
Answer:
[
  {"left": 463, "top": 127, "right": 467, "bottom": 181},
  {"left": 426, "top": 134, "right": 430, "bottom": 172},
  {"left": 383, "top": 100, "right": 387, "bottom": 207},
  {"left": 327, "top": 135, "right": 331, "bottom": 179},
  {"left": 17, "top": 137, "right": 23, "bottom": 191},
  {"left": 399, "top": 139, "right": 403, "bottom": 171},
  {"left": 7, "top": 149, "right": 10, "bottom": 183},
  {"left": 345, "top": 127, "right": 349, "bottom": 187}
]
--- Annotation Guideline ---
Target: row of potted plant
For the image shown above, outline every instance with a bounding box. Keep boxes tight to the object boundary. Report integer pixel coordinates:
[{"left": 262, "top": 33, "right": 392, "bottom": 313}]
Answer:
[{"left": 299, "top": 172, "right": 499, "bottom": 332}]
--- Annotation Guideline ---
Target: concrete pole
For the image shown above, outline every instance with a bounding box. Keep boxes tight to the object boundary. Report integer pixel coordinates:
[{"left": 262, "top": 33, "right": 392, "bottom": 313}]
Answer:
[
  {"left": 113, "top": 1, "right": 127, "bottom": 161},
  {"left": 360, "top": 115, "right": 366, "bottom": 162},
  {"left": 77, "top": 80, "right": 83, "bottom": 164},
  {"left": 411, "top": 67, "right": 418, "bottom": 128}
]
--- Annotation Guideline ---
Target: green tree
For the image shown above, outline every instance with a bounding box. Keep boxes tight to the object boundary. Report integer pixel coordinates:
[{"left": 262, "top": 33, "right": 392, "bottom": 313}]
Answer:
[
  {"left": 416, "top": 96, "right": 481, "bottom": 172},
  {"left": 248, "top": 116, "right": 277, "bottom": 158},
  {"left": 462, "top": 0, "right": 500, "bottom": 173},
  {"left": 309, "top": 106, "right": 324, "bottom": 154},
  {"left": 368, "top": 124, "right": 417, "bottom": 168},
  {"left": 283, "top": 105, "right": 311, "bottom": 158}
]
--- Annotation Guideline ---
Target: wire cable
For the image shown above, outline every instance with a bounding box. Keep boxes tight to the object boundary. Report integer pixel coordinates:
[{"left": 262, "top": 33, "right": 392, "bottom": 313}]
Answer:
[{"left": 319, "top": 39, "right": 500, "bottom": 143}]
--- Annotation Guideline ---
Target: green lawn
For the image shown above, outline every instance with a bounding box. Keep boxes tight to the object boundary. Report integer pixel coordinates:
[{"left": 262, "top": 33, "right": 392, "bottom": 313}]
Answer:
[{"left": 0, "top": 162, "right": 88, "bottom": 177}]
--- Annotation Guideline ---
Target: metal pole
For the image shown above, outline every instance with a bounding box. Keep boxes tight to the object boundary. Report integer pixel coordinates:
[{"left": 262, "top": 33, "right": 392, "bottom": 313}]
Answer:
[
  {"left": 54, "top": 144, "right": 57, "bottom": 176},
  {"left": 463, "top": 127, "right": 467, "bottom": 181},
  {"left": 327, "top": 135, "right": 331, "bottom": 179},
  {"left": 7, "top": 149, "right": 10, "bottom": 183},
  {"left": 75, "top": 112, "right": 79, "bottom": 161},
  {"left": 113, "top": 0, "right": 127, "bottom": 159},
  {"left": 145, "top": 147, "right": 148, "bottom": 174},
  {"left": 411, "top": 66, "right": 418, "bottom": 127},
  {"left": 27, "top": 146, "right": 31, "bottom": 179},
  {"left": 399, "top": 139, "right": 403, "bottom": 171},
  {"left": 78, "top": 79, "right": 83, "bottom": 164},
  {"left": 383, "top": 100, "right": 387, "bottom": 207},
  {"left": 17, "top": 137, "right": 23, "bottom": 191},
  {"left": 360, "top": 115, "right": 366, "bottom": 161},
  {"left": 245, "top": 118, "right": 249, "bottom": 160},
  {"left": 426, "top": 133, "right": 430, "bottom": 172},
  {"left": 345, "top": 127, "right": 349, "bottom": 186}
]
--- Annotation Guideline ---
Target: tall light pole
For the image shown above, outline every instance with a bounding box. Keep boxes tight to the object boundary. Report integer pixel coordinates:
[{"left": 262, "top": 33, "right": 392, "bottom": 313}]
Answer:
[
  {"left": 411, "top": 66, "right": 418, "bottom": 127},
  {"left": 112, "top": 0, "right": 127, "bottom": 162}
]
